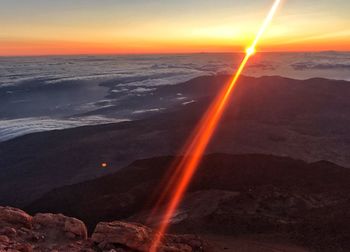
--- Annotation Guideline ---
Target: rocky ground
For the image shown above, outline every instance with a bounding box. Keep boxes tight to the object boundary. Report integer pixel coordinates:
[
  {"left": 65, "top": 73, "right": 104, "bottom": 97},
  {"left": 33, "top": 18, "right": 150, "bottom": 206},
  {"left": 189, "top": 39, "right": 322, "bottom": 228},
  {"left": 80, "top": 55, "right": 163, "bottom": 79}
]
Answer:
[
  {"left": 26, "top": 154, "right": 350, "bottom": 252},
  {"left": 0, "top": 206, "right": 210, "bottom": 252}
]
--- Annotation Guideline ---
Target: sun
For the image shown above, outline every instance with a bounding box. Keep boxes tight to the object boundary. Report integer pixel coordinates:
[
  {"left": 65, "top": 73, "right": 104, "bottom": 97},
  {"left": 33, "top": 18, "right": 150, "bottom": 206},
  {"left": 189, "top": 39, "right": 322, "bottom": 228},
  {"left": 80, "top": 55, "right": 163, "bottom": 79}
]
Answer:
[{"left": 246, "top": 46, "right": 256, "bottom": 56}]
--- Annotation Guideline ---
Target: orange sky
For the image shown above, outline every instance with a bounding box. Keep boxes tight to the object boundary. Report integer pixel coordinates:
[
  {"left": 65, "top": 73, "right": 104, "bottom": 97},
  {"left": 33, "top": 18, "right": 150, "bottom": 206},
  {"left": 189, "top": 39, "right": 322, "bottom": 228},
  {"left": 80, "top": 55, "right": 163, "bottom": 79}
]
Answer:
[{"left": 1, "top": 0, "right": 349, "bottom": 56}]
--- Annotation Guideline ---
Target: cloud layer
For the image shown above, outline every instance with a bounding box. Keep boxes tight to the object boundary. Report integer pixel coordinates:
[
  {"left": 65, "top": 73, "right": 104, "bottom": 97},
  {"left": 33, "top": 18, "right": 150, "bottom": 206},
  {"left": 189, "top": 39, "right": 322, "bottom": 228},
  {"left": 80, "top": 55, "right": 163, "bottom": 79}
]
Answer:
[{"left": 0, "top": 116, "right": 128, "bottom": 142}]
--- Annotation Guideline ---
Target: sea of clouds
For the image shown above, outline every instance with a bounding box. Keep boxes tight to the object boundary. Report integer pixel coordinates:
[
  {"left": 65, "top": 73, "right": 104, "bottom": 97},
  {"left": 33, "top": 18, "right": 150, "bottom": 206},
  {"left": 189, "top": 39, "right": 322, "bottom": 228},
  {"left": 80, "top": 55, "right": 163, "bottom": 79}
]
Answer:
[
  {"left": 0, "top": 52, "right": 349, "bottom": 142},
  {"left": 0, "top": 116, "right": 128, "bottom": 142}
]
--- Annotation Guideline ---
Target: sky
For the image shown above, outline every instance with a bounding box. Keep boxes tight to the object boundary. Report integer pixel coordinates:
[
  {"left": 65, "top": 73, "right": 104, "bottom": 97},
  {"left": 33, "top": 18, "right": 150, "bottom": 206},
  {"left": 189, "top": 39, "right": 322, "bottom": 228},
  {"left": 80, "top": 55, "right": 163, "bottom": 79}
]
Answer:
[{"left": 0, "top": 0, "right": 349, "bottom": 56}]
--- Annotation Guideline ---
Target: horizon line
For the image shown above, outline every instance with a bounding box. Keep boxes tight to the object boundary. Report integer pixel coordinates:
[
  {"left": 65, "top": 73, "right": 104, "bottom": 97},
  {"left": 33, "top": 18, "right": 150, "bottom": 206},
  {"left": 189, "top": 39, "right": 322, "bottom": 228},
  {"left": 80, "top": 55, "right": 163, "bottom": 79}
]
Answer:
[{"left": 1, "top": 50, "right": 349, "bottom": 58}]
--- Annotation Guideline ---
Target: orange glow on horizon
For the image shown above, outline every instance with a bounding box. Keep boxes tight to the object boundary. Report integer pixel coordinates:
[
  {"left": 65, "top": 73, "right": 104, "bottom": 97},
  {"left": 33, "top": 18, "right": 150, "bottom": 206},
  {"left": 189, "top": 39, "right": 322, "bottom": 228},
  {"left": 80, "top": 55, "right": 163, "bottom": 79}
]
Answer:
[
  {"left": 1, "top": 40, "right": 349, "bottom": 57},
  {"left": 1, "top": 0, "right": 350, "bottom": 56},
  {"left": 149, "top": 1, "right": 282, "bottom": 251}
]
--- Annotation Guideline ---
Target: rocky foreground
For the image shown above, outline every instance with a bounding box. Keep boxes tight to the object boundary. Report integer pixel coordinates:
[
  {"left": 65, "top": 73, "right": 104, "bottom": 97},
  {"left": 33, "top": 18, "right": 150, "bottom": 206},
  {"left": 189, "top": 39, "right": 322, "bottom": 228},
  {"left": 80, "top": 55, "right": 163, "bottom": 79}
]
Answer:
[
  {"left": 0, "top": 206, "right": 210, "bottom": 252},
  {"left": 26, "top": 154, "right": 350, "bottom": 251}
]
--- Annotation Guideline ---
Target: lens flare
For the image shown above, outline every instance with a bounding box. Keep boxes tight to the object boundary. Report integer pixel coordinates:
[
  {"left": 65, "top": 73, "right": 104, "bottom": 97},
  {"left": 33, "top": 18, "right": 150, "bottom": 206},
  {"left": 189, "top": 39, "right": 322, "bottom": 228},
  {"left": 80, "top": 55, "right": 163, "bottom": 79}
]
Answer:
[
  {"left": 246, "top": 46, "right": 256, "bottom": 56},
  {"left": 149, "top": 1, "right": 282, "bottom": 251}
]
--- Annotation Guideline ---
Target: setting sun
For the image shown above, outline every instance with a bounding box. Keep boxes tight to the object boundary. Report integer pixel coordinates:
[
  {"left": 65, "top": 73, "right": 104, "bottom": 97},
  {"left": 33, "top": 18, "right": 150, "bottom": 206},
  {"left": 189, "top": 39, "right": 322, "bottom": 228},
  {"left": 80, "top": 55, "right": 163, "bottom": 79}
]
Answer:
[{"left": 246, "top": 47, "right": 256, "bottom": 56}]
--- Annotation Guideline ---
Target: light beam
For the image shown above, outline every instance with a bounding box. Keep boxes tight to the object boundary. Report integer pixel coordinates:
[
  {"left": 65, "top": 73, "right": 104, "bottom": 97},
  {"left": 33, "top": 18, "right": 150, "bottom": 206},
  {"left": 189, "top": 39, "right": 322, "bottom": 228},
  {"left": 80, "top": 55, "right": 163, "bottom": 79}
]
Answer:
[{"left": 149, "top": 1, "right": 282, "bottom": 251}]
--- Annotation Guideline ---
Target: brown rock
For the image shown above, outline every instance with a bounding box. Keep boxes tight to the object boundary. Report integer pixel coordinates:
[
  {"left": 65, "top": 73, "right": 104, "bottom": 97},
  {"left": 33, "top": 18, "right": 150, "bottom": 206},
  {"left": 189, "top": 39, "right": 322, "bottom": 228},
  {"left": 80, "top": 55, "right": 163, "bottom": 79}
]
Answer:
[
  {"left": 0, "top": 206, "right": 209, "bottom": 252},
  {"left": 92, "top": 221, "right": 209, "bottom": 252},
  {"left": 0, "top": 234, "right": 10, "bottom": 243},
  {"left": 33, "top": 213, "right": 87, "bottom": 239},
  {"left": 92, "top": 221, "right": 153, "bottom": 251},
  {"left": 32, "top": 213, "right": 62, "bottom": 228},
  {"left": 0, "top": 206, "right": 32, "bottom": 229},
  {"left": 1, "top": 227, "right": 17, "bottom": 237},
  {"left": 64, "top": 217, "right": 88, "bottom": 239},
  {"left": 65, "top": 232, "right": 76, "bottom": 239},
  {"left": 166, "top": 234, "right": 205, "bottom": 250},
  {"left": 112, "top": 249, "right": 127, "bottom": 252},
  {"left": 14, "top": 243, "right": 33, "bottom": 252},
  {"left": 158, "top": 244, "right": 192, "bottom": 252}
]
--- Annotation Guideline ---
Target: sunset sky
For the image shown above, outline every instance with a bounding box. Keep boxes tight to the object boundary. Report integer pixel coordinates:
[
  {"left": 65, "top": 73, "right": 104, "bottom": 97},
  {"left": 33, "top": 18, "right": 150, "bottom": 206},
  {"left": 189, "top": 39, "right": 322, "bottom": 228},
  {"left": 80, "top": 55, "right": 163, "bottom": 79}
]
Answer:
[{"left": 1, "top": 0, "right": 349, "bottom": 56}]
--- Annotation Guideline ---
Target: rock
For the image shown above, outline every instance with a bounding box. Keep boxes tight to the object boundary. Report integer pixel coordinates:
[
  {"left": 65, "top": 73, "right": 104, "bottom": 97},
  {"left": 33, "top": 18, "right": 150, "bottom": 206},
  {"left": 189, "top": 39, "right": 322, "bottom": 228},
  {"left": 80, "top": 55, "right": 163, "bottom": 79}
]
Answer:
[
  {"left": 158, "top": 243, "right": 192, "bottom": 252},
  {"left": 0, "top": 205, "right": 211, "bottom": 252},
  {"left": 92, "top": 221, "right": 210, "bottom": 252},
  {"left": 92, "top": 221, "right": 153, "bottom": 251},
  {"left": 0, "top": 206, "right": 32, "bottom": 229},
  {"left": 0, "top": 234, "right": 10, "bottom": 243},
  {"left": 0, "top": 227, "right": 17, "bottom": 237},
  {"left": 65, "top": 231, "right": 76, "bottom": 239},
  {"left": 112, "top": 249, "right": 127, "bottom": 252},
  {"left": 14, "top": 243, "right": 33, "bottom": 252},
  {"left": 64, "top": 217, "right": 88, "bottom": 239},
  {"left": 33, "top": 213, "right": 87, "bottom": 239},
  {"left": 167, "top": 234, "right": 204, "bottom": 249}
]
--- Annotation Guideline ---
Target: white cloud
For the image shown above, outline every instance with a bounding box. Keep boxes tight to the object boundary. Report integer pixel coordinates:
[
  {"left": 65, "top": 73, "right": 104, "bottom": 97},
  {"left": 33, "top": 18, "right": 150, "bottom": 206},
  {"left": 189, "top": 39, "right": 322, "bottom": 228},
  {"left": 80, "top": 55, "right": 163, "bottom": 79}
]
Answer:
[{"left": 0, "top": 116, "right": 129, "bottom": 142}]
